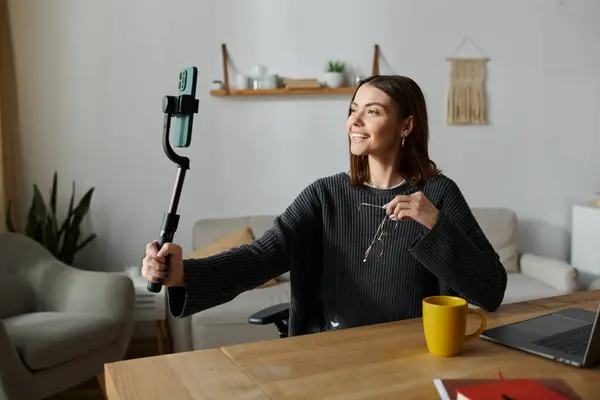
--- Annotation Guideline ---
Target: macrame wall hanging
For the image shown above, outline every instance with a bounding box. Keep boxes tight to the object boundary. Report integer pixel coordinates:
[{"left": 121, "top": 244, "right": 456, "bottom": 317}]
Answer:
[{"left": 446, "top": 37, "right": 489, "bottom": 125}]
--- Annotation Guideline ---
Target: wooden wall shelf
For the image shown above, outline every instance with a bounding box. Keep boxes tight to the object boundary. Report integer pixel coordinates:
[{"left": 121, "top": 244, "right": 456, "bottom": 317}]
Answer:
[
  {"left": 212, "top": 44, "right": 380, "bottom": 97},
  {"left": 210, "top": 87, "right": 357, "bottom": 96}
]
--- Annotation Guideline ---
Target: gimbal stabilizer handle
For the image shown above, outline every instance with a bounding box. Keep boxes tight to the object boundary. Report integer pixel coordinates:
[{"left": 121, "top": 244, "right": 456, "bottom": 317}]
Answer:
[{"left": 146, "top": 94, "right": 198, "bottom": 294}]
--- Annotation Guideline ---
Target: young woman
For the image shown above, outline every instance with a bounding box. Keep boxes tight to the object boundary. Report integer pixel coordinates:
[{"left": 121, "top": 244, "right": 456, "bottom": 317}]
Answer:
[{"left": 142, "top": 75, "right": 507, "bottom": 337}]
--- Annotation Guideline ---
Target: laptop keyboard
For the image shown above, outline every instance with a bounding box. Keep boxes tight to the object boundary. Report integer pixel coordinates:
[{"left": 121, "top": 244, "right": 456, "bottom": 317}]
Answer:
[{"left": 533, "top": 324, "right": 592, "bottom": 356}]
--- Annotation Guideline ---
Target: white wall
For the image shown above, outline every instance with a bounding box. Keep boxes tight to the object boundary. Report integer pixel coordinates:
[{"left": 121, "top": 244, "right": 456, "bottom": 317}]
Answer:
[{"left": 8, "top": 0, "right": 600, "bottom": 271}]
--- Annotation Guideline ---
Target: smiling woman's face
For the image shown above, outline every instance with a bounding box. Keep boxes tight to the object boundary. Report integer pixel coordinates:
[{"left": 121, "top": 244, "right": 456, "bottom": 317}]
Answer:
[{"left": 346, "top": 84, "right": 408, "bottom": 158}]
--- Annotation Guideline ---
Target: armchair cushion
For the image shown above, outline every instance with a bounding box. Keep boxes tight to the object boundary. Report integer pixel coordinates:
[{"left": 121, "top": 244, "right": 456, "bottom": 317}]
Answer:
[
  {"left": 519, "top": 253, "right": 580, "bottom": 293},
  {"left": 3, "top": 312, "right": 120, "bottom": 371}
]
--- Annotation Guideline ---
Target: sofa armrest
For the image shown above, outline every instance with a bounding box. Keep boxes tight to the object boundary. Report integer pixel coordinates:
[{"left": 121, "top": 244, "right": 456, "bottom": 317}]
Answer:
[
  {"left": 589, "top": 279, "right": 600, "bottom": 291},
  {"left": 26, "top": 260, "right": 135, "bottom": 322},
  {"left": 0, "top": 320, "right": 31, "bottom": 399},
  {"left": 520, "top": 253, "right": 580, "bottom": 293}
]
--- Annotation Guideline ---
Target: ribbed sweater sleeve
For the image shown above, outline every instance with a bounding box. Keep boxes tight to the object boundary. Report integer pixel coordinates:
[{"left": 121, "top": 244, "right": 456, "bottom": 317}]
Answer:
[
  {"left": 167, "top": 183, "right": 321, "bottom": 318},
  {"left": 409, "top": 179, "right": 507, "bottom": 311}
]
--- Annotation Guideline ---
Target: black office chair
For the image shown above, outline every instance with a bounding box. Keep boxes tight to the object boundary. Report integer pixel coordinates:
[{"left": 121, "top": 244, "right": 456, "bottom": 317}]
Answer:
[{"left": 248, "top": 302, "right": 290, "bottom": 338}]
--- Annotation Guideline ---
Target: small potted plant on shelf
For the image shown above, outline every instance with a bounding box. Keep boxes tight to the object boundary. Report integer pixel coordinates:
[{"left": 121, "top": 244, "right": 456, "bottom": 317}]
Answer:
[{"left": 324, "top": 60, "right": 345, "bottom": 88}]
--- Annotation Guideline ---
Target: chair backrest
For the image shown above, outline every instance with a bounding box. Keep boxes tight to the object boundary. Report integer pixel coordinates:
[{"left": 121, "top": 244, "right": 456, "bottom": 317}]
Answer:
[
  {"left": 0, "top": 232, "right": 54, "bottom": 318},
  {"left": 470, "top": 207, "right": 520, "bottom": 273}
]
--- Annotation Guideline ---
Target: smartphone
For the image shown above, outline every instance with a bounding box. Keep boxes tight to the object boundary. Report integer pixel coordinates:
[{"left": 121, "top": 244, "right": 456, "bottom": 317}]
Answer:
[{"left": 173, "top": 66, "right": 198, "bottom": 147}]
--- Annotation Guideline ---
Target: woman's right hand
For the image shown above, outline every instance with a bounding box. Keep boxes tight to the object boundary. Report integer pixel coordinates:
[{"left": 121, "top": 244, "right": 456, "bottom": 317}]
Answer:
[{"left": 142, "top": 240, "right": 185, "bottom": 287}]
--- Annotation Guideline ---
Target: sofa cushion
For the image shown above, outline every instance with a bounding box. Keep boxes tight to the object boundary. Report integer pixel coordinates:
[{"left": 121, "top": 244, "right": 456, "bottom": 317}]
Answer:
[
  {"left": 3, "top": 311, "right": 120, "bottom": 371},
  {"left": 193, "top": 281, "right": 291, "bottom": 326},
  {"left": 471, "top": 208, "right": 520, "bottom": 272},
  {"left": 192, "top": 216, "right": 275, "bottom": 248},
  {"left": 503, "top": 272, "right": 560, "bottom": 304},
  {"left": 191, "top": 281, "right": 290, "bottom": 349},
  {"left": 186, "top": 226, "right": 254, "bottom": 259},
  {"left": 192, "top": 215, "right": 289, "bottom": 282},
  {"left": 185, "top": 226, "right": 277, "bottom": 288}
]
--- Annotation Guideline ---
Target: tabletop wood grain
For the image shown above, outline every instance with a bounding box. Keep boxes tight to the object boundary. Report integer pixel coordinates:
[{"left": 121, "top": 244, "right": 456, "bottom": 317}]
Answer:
[
  {"left": 221, "top": 290, "right": 600, "bottom": 399},
  {"left": 104, "top": 349, "right": 269, "bottom": 400},
  {"left": 105, "top": 290, "right": 600, "bottom": 399}
]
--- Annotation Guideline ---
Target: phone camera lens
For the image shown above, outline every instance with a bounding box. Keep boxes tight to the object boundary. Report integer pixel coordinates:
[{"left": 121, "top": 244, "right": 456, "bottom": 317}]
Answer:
[{"left": 178, "top": 70, "right": 187, "bottom": 91}]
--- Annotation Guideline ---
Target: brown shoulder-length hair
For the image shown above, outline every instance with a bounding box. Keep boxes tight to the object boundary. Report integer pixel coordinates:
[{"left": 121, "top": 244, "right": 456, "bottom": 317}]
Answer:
[{"left": 348, "top": 75, "right": 439, "bottom": 188}]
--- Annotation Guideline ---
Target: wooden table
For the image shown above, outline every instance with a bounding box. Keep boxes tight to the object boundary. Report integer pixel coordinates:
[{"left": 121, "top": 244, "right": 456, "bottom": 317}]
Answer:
[{"left": 105, "top": 290, "right": 600, "bottom": 399}]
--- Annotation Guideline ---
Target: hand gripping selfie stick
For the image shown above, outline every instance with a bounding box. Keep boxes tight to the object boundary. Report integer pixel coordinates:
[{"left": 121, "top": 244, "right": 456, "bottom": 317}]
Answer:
[{"left": 146, "top": 92, "right": 199, "bottom": 293}]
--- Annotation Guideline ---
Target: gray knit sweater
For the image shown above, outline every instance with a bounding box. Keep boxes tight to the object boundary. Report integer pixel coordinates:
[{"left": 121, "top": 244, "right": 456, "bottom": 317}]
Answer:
[{"left": 167, "top": 172, "right": 507, "bottom": 336}]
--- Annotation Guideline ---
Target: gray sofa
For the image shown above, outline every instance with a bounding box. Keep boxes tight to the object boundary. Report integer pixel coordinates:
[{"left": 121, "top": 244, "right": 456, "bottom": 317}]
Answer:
[
  {"left": 0, "top": 232, "right": 135, "bottom": 400},
  {"left": 168, "top": 208, "right": 581, "bottom": 352}
]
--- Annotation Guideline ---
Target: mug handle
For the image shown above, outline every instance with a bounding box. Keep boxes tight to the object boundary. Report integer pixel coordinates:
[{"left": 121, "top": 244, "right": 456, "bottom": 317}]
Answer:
[{"left": 464, "top": 309, "right": 487, "bottom": 342}]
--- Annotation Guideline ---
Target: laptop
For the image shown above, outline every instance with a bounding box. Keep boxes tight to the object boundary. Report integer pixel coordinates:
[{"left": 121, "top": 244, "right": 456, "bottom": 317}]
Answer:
[{"left": 480, "top": 303, "right": 600, "bottom": 368}]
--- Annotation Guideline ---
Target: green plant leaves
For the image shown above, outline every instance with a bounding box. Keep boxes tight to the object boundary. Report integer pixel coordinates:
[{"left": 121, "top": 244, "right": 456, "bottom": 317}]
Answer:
[
  {"left": 5, "top": 200, "right": 16, "bottom": 232},
  {"left": 50, "top": 172, "right": 58, "bottom": 235},
  {"left": 326, "top": 60, "right": 345, "bottom": 73},
  {"left": 60, "top": 186, "right": 95, "bottom": 266},
  {"left": 4, "top": 171, "right": 96, "bottom": 266},
  {"left": 25, "top": 184, "right": 47, "bottom": 243}
]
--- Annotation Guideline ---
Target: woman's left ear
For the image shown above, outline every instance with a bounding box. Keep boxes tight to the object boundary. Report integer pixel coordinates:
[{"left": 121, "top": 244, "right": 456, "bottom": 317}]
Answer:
[{"left": 401, "top": 115, "right": 414, "bottom": 137}]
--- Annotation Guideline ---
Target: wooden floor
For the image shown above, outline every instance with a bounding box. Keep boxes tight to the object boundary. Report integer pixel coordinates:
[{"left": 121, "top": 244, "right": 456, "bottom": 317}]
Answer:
[{"left": 46, "top": 338, "right": 164, "bottom": 400}]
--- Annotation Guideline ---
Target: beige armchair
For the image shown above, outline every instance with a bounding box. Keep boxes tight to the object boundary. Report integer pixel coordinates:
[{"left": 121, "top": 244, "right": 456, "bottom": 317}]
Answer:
[{"left": 0, "top": 232, "right": 135, "bottom": 400}]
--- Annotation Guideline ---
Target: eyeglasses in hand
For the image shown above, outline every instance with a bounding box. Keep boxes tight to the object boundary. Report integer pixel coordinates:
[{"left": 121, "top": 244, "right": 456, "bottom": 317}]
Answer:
[{"left": 359, "top": 203, "right": 396, "bottom": 263}]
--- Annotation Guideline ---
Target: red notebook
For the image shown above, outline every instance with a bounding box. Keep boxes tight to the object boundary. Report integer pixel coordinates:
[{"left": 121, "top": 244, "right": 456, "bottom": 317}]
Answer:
[
  {"left": 456, "top": 379, "right": 568, "bottom": 399},
  {"left": 433, "top": 378, "right": 581, "bottom": 400}
]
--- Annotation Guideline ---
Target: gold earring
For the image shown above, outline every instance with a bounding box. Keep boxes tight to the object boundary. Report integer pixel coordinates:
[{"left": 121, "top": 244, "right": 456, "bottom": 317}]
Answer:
[{"left": 402, "top": 137, "right": 406, "bottom": 147}]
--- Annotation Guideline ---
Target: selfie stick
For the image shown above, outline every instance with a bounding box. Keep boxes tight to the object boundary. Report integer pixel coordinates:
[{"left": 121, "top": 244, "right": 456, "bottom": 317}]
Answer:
[{"left": 147, "top": 94, "right": 199, "bottom": 293}]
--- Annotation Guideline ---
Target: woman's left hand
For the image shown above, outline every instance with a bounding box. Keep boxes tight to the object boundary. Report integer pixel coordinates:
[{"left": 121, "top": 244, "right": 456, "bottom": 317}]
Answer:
[{"left": 384, "top": 192, "right": 439, "bottom": 230}]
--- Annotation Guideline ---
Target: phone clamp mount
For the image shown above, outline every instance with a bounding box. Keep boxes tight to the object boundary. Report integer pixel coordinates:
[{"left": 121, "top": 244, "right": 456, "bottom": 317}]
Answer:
[{"left": 147, "top": 94, "right": 199, "bottom": 294}]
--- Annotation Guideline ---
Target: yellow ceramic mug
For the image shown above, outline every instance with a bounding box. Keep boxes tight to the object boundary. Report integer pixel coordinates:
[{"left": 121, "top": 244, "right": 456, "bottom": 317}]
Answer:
[{"left": 422, "top": 295, "right": 486, "bottom": 357}]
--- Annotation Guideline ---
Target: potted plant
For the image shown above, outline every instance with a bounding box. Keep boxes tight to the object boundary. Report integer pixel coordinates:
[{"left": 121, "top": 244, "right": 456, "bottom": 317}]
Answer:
[
  {"left": 324, "top": 60, "right": 345, "bottom": 88},
  {"left": 5, "top": 171, "right": 96, "bottom": 266}
]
